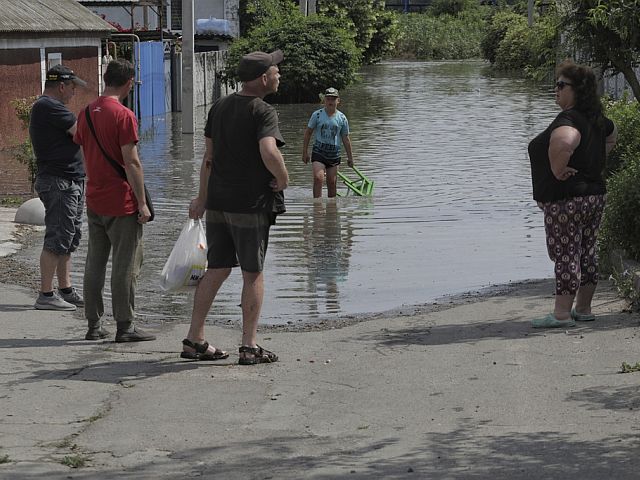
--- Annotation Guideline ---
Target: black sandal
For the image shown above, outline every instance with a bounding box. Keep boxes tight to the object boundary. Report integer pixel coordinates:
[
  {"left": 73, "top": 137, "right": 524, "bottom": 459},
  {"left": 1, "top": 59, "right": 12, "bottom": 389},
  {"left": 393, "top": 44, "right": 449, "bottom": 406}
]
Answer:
[
  {"left": 238, "top": 345, "right": 278, "bottom": 365},
  {"left": 180, "top": 339, "right": 229, "bottom": 361}
]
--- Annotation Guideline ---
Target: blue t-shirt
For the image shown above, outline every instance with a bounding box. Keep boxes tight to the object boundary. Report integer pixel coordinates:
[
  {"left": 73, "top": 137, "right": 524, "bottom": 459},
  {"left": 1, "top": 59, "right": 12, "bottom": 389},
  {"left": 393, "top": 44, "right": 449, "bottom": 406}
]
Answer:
[
  {"left": 307, "top": 108, "right": 350, "bottom": 160},
  {"left": 29, "top": 95, "right": 84, "bottom": 180}
]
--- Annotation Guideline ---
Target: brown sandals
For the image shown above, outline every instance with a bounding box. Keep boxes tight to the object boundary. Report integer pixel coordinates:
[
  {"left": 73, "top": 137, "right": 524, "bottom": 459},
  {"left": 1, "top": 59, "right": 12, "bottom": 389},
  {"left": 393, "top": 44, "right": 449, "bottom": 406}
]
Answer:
[
  {"left": 238, "top": 345, "right": 278, "bottom": 365},
  {"left": 180, "top": 339, "right": 229, "bottom": 361}
]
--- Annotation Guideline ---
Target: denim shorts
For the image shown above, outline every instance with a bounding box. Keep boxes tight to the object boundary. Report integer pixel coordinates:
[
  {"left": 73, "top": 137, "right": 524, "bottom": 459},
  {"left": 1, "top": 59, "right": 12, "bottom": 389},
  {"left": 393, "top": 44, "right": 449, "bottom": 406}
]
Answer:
[
  {"left": 35, "top": 174, "right": 85, "bottom": 255},
  {"left": 205, "top": 210, "right": 272, "bottom": 273}
]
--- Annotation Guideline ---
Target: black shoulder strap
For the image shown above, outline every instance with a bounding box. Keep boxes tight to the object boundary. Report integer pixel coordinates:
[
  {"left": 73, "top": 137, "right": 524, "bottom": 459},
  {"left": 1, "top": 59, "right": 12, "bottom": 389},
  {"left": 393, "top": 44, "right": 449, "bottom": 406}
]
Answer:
[{"left": 84, "top": 106, "right": 127, "bottom": 180}]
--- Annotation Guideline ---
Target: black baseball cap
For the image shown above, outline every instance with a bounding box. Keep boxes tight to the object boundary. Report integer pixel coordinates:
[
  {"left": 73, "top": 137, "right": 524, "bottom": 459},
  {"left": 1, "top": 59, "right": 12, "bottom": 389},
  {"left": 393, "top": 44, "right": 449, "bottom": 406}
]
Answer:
[
  {"left": 46, "top": 65, "right": 87, "bottom": 87},
  {"left": 237, "top": 50, "right": 284, "bottom": 82}
]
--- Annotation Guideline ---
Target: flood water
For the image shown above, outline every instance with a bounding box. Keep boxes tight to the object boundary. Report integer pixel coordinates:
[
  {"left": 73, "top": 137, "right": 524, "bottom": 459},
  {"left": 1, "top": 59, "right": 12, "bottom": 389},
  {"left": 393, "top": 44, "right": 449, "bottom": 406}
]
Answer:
[{"left": 21, "top": 60, "right": 561, "bottom": 326}]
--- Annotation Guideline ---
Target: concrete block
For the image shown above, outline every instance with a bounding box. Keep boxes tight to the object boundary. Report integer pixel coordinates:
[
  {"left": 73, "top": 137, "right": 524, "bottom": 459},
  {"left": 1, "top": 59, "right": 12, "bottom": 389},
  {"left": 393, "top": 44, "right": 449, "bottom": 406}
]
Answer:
[{"left": 14, "top": 197, "right": 45, "bottom": 226}]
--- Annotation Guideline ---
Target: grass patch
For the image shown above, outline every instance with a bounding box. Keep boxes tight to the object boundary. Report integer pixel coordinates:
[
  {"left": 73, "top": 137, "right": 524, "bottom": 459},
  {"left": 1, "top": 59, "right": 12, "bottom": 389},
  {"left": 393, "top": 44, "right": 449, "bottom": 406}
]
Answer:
[
  {"left": 0, "top": 196, "right": 26, "bottom": 207},
  {"left": 620, "top": 362, "right": 640, "bottom": 373},
  {"left": 60, "top": 454, "right": 87, "bottom": 468},
  {"left": 0, "top": 454, "right": 10, "bottom": 464}
]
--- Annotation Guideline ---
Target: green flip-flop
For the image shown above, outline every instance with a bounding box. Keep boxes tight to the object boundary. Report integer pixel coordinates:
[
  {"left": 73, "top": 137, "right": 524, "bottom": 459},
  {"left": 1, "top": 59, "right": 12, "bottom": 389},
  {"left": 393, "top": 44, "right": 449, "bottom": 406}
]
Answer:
[
  {"left": 571, "top": 308, "right": 596, "bottom": 322},
  {"left": 531, "top": 313, "right": 576, "bottom": 328}
]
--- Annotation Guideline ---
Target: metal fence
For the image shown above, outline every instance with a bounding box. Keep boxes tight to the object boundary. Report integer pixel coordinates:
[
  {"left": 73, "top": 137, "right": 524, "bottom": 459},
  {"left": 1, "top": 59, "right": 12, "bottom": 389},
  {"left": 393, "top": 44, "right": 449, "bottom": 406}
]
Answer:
[{"left": 603, "top": 68, "right": 640, "bottom": 100}]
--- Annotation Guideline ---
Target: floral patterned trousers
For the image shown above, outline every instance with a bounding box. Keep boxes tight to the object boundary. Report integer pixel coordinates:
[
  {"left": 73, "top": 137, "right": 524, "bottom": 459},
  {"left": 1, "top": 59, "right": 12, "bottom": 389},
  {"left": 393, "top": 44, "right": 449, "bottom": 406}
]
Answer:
[{"left": 542, "top": 195, "right": 606, "bottom": 296}]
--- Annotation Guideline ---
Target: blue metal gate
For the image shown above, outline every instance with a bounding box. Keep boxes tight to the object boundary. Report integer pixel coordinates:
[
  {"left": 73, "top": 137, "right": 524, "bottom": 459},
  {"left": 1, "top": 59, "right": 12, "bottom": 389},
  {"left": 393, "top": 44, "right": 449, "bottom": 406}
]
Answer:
[{"left": 137, "top": 41, "right": 165, "bottom": 118}]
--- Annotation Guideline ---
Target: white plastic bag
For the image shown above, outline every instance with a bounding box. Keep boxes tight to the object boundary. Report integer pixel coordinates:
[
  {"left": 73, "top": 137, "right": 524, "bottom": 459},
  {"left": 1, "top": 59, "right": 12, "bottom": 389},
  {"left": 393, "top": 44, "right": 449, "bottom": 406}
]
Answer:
[{"left": 159, "top": 219, "right": 207, "bottom": 292}]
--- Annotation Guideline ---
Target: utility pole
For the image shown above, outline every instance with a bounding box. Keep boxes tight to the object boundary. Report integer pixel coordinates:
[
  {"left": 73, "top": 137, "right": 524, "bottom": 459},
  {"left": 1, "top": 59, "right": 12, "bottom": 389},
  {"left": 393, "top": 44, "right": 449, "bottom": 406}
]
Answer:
[
  {"left": 528, "top": 0, "right": 534, "bottom": 27},
  {"left": 182, "top": 0, "right": 194, "bottom": 134}
]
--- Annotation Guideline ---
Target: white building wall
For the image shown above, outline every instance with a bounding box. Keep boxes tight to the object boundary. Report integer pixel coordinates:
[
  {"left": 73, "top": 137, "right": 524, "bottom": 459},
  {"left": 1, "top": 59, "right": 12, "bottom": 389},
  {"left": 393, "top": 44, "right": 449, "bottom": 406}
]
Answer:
[
  {"left": 86, "top": 0, "right": 234, "bottom": 34},
  {"left": 195, "top": 0, "right": 224, "bottom": 20}
]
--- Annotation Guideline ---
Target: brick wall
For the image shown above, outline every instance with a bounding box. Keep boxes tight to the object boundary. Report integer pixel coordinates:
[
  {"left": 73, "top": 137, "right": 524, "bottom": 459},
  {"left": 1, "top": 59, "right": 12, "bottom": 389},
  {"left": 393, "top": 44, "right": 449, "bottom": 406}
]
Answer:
[{"left": 0, "top": 45, "right": 100, "bottom": 195}]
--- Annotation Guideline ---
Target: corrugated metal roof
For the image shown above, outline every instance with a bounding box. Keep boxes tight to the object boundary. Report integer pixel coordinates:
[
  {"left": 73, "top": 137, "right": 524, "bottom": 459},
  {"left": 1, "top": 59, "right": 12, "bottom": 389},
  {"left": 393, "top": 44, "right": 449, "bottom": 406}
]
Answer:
[
  {"left": 78, "top": 0, "right": 141, "bottom": 4},
  {"left": 0, "top": 0, "right": 116, "bottom": 33},
  {"left": 77, "top": 0, "right": 140, "bottom": 4},
  {"left": 78, "top": 1, "right": 161, "bottom": 5}
]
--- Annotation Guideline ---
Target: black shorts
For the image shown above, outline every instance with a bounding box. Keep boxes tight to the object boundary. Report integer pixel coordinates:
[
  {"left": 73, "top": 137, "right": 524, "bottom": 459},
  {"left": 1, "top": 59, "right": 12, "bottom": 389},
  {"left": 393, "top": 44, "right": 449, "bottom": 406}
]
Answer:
[
  {"left": 205, "top": 210, "right": 272, "bottom": 273},
  {"left": 312, "top": 151, "right": 341, "bottom": 168}
]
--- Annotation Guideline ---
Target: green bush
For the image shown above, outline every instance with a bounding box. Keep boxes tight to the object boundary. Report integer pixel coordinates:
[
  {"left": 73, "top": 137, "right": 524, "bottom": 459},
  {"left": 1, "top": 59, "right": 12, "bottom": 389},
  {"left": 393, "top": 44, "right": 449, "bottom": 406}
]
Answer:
[
  {"left": 603, "top": 94, "right": 640, "bottom": 174},
  {"left": 319, "top": 0, "right": 400, "bottom": 65},
  {"left": 599, "top": 97, "right": 640, "bottom": 261},
  {"left": 238, "top": 0, "right": 297, "bottom": 36},
  {"left": 396, "top": 10, "right": 486, "bottom": 60},
  {"left": 599, "top": 156, "right": 640, "bottom": 261},
  {"left": 494, "top": 20, "right": 532, "bottom": 70},
  {"left": 430, "top": 0, "right": 478, "bottom": 16},
  {"left": 523, "top": 10, "right": 560, "bottom": 82},
  {"left": 364, "top": 9, "right": 400, "bottom": 64},
  {"left": 9, "top": 97, "right": 37, "bottom": 190},
  {"left": 224, "top": 13, "right": 360, "bottom": 103},
  {"left": 481, "top": 11, "right": 526, "bottom": 64},
  {"left": 483, "top": 7, "right": 559, "bottom": 80}
]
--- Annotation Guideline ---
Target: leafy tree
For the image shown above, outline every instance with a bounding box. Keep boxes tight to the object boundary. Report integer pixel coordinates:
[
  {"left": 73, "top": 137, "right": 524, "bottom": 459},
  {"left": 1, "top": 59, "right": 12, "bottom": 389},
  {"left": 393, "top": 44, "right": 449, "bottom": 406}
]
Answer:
[
  {"left": 238, "top": 0, "right": 297, "bottom": 36},
  {"left": 481, "top": 11, "right": 526, "bottom": 64},
  {"left": 396, "top": 10, "right": 485, "bottom": 60},
  {"left": 563, "top": 0, "right": 640, "bottom": 102},
  {"left": 430, "top": 0, "right": 478, "bottom": 16},
  {"left": 364, "top": 9, "right": 400, "bottom": 64},
  {"left": 318, "top": 0, "right": 399, "bottom": 65},
  {"left": 524, "top": 6, "right": 561, "bottom": 81},
  {"left": 224, "top": 13, "right": 360, "bottom": 103},
  {"left": 494, "top": 19, "right": 532, "bottom": 70}
]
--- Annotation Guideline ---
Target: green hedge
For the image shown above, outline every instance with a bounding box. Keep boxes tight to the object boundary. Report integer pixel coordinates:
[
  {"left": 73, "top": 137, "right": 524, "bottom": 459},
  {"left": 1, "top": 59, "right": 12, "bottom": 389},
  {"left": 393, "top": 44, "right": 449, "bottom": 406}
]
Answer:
[
  {"left": 396, "top": 10, "right": 486, "bottom": 60},
  {"left": 599, "top": 97, "right": 640, "bottom": 261},
  {"left": 224, "top": 13, "right": 360, "bottom": 103},
  {"left": 481, "top": 11, "right": 525, "bottom": 65},
  {"left": 482, "top": 8, "right": 559, "bottom": 80}
]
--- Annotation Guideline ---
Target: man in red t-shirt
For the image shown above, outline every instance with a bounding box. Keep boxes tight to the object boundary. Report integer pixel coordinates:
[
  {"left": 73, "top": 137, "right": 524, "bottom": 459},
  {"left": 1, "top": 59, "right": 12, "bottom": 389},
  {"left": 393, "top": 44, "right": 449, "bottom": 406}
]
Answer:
[{"left": 74, "top": 59, "right": 155, "bottom": 343}]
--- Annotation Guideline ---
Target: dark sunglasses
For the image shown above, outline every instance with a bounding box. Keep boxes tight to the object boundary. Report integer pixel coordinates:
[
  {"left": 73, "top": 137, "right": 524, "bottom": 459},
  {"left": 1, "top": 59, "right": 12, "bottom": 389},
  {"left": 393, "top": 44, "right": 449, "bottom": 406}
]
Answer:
[{"left": 555, "top": 80, "right": 573, "bottom": 90}]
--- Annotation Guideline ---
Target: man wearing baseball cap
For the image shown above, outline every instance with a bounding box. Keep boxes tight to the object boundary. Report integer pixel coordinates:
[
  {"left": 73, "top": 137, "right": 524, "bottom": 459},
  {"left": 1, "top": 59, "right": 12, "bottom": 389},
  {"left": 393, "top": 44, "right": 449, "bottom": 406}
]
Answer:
[
  {"left": 181, "top": 50, "right": 288, "bottom": 365},
  {"left": 45, "top": 65, "right": 88, "bottom": 88},
  {"left": 236, "top": 50, "right": 284, "bottom": 82},
  {"left": 30, "top": 64, "right": 88, "bottom": 311}
]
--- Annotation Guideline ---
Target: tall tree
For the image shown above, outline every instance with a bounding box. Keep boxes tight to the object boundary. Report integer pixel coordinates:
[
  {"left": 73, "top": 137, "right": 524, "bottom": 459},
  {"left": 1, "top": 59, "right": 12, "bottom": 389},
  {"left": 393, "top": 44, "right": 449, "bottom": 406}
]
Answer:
[
  {"left": 564, "top": 0, "right": 640, "bottom": 101},
  {"left": 319, "top": 0, "right": 398, "bottom": 65}
]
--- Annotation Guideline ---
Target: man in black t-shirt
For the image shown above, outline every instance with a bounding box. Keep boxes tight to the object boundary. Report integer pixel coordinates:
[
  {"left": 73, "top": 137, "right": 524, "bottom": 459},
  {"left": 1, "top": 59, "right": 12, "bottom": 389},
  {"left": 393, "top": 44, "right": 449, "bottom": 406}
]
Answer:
[
  {"left": 30, "top": 65, "right": 87, "bottom": 312},
  {"left": 180, "top": 50, "right": 289, "bottom": 365}
]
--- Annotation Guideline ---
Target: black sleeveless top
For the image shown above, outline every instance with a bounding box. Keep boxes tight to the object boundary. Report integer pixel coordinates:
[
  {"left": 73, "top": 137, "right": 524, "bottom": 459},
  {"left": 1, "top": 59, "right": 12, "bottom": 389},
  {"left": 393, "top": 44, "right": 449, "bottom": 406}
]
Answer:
[{"left": 528, "top": 108, "right": 614, "bottom": 202}]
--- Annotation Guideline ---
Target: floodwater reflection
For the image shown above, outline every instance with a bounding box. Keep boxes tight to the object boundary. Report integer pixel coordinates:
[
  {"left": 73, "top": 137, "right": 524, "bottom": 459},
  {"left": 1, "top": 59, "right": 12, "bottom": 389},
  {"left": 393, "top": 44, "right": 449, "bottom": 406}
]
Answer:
[
  {"left": 302, "top": 200, "right": 354, "bottom": 315},
  {"left": 14, "top": 60, "right": 560, "bottom": 326}
]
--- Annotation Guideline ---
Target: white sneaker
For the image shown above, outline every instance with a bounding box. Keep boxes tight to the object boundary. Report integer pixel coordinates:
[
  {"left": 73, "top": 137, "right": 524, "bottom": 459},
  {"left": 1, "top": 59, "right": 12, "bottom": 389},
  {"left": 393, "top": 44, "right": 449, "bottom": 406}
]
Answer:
[{"left": 34, "top": 292, "right": 76, "bottom": 311}]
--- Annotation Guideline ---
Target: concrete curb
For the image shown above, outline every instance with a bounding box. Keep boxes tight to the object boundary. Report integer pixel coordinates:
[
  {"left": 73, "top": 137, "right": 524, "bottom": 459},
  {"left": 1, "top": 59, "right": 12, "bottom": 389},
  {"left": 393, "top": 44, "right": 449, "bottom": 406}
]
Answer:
[{"left": 0, "top": 206, "right": 42, "bottom": 258}]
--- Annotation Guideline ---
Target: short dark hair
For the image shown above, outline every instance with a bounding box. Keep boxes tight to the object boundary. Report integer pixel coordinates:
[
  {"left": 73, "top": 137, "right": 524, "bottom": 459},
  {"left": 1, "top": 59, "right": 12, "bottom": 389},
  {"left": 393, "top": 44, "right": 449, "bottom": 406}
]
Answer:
[{"left": 104, "top": 58, "right": 135, "bottom": 87}]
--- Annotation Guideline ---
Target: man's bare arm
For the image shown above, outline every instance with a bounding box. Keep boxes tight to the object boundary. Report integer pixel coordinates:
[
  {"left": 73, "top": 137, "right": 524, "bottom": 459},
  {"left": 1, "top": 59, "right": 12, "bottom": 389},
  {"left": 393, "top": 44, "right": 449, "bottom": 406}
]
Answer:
[
  {"left": 189, "top": 137, "right": 213, "bottom": 219},
  {"left": 121, "top": 142, "right": 151, "bottom": 223},
  {"left": 260, "top": 136, "right": 288, "bottom": 191}
]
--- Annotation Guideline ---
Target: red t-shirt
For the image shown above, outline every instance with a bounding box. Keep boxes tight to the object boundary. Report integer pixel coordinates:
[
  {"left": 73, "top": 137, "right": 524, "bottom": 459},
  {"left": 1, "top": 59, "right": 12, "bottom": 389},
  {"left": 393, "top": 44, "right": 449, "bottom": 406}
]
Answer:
[{"left": 74, "top": 96, "right": 139, "bottom": 216}]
